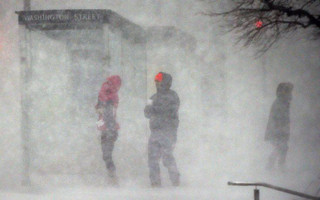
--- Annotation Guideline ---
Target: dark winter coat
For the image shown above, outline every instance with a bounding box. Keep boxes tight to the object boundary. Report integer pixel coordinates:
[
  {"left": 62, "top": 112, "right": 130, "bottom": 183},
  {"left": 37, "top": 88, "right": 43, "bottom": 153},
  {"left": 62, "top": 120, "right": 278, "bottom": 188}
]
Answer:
[
  {"left": 144, "top": 73, "right": 180, "bottom": 132},
  {"left": 96, "top": 100, "right": 117, "bottom": 131},
  {"left": 265, "top": 98, "right": 291, "bottom": 143}
]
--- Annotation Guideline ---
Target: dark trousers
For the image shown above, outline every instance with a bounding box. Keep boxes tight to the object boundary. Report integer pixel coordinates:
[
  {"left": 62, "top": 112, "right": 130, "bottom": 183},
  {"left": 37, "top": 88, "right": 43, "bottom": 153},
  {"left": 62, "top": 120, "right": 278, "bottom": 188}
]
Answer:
[
  {"left": 148, "top": 131, "right": 180, "bottom": 186},
  {"left": 101, "top": 130, "right": 118, "bottom": 177},
  {"left": 267, "top": 141, "right": 288, "bottom": 170}
]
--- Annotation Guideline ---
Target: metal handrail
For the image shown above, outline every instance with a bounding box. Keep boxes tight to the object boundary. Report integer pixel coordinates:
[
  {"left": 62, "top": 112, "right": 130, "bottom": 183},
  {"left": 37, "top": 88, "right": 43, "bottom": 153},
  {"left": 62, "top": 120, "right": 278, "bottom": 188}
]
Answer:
[{"left": 228, "top": 181, "right": 320, "bottom": 200}]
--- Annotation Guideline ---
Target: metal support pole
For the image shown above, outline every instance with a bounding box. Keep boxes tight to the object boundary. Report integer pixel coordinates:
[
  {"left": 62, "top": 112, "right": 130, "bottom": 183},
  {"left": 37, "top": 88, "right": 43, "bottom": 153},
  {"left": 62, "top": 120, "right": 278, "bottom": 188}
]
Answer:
[
  {"left": 254, "top": 189, "right": 260, "bottom": 200},
  {"left": 20, "top": 0, "right": 31, "bottom": 186},
  {"left": 24, "top": 0, "right": 31, "bottom": 11},
  {"left": 19, "top": 24, "right": 32, "bottom": 186}
]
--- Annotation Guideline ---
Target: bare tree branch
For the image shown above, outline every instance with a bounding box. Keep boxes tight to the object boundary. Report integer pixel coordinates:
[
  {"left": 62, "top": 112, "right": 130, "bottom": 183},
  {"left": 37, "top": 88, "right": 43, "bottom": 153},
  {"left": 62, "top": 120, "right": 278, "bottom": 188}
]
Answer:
[
  {"left": 201, "top": 0, "right": 320, "bottom": 54},
  {"left": 262, "top": 0, "right": 320, "bottom": 28}
]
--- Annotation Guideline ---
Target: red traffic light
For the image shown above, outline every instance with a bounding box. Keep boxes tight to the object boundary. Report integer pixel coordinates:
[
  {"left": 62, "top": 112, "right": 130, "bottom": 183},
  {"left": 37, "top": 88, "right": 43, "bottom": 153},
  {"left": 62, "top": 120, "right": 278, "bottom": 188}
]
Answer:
[{"left": 255, "top": 20, "right": 263, "bottom": 28}]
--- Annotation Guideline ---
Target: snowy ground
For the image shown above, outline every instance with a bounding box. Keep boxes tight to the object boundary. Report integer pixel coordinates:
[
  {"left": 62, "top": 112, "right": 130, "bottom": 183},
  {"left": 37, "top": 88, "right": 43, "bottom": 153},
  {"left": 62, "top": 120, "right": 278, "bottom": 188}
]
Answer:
[
  {"left": 0, "top": 187, "right": 221, "bottom": 200},
  {"left": 0, "top": 185, "right": 305, "bottom": 200},
  {"left": 0, "top": 169, "right": 318, "bottom": 200},
  {"left": 0, "top": 186, "right": 279, "bottom": 200}
]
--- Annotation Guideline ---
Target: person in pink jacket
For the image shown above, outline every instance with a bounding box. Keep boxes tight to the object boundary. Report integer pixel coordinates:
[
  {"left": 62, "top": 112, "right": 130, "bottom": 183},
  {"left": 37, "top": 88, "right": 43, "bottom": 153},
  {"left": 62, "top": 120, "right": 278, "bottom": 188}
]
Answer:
[{"left": 95, "top": 75, "right": 121, "bottom": 185}]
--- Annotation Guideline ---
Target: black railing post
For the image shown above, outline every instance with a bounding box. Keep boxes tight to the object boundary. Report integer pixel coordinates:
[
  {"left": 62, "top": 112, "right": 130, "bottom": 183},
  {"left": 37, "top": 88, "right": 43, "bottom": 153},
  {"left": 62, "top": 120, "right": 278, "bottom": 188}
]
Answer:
[
  {"left": 228, "top": 181, "right": 320, "bottom": 200},
  {"left": 254, "top": 188, "right": 260, "bottom": 200}
]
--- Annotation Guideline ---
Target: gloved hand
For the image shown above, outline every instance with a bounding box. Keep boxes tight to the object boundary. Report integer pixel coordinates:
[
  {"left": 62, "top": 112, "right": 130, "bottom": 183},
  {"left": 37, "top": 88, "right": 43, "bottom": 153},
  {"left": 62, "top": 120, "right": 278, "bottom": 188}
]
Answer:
[
  {"left": 96, "top": 119, "right": 105, "bottom": 128},
  {"left": 147, "top": 99, "right": 153, "bottom": 105}
]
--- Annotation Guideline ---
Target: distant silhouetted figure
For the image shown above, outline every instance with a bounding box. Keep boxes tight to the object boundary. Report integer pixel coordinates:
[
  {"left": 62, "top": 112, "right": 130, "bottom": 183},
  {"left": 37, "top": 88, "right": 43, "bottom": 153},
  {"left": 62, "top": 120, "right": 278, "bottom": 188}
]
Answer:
[
  {"left": 144, "top": 72, "right": 180, "bottom": 187},
  {"left": 265, "top": 82, "right": 293, "bottom": 171},
  {"left": 95, "top": 75, "right": 121, "bottom": 185}
]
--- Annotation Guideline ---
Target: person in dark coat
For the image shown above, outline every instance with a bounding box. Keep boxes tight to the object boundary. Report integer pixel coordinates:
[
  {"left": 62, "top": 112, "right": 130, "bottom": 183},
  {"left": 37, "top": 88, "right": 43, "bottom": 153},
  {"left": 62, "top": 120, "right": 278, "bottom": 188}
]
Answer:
[
  {"left": 95, "top": 75, "right": 121, "bottom": 185},
  {"left": 265, "top": 82, "right": 293, "bottom": 171},
  {"left": 144, "top": 72, "right": 180, "bottom": 187}
]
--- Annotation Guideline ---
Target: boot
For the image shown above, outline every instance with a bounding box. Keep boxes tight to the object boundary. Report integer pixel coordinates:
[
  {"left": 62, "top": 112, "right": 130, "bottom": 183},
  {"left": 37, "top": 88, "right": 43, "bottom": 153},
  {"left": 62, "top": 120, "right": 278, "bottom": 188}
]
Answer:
[
  {"left": 151, "top": 182, "right": 161, "bottom": 188},
  {"left": 108, "top": 169, "right": 119, "bottom": 187}
]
